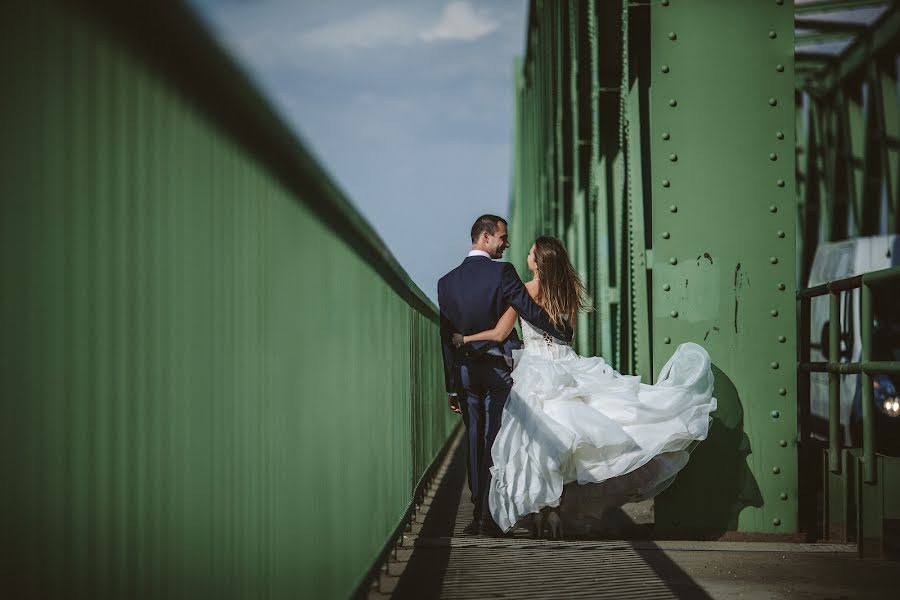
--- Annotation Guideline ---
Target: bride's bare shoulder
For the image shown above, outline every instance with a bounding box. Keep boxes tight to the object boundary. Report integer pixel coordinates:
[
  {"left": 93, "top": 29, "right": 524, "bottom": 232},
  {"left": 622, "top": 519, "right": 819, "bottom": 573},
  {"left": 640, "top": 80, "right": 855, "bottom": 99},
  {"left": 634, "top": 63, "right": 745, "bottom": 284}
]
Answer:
[{"left": 524, "top": 279, "right": 540, "bottom": 298}]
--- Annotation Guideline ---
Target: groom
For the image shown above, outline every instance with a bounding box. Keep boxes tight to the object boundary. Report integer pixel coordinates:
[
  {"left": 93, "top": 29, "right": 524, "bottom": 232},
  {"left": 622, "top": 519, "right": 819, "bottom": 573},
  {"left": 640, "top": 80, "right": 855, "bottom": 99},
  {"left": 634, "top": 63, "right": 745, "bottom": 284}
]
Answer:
[{"left": 437, "top": 215, "right": 572, "bottom": 535}]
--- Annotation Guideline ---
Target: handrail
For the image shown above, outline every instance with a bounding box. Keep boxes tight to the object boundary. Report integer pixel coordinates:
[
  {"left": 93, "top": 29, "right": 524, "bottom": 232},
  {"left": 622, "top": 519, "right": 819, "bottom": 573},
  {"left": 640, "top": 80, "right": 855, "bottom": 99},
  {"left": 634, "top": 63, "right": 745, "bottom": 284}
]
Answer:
[
  {"left": 74, "top": 0, "right": 438, "bottom": 322},
  {"left": 796, "top": 265, "right": 900, "bottom": 484}
]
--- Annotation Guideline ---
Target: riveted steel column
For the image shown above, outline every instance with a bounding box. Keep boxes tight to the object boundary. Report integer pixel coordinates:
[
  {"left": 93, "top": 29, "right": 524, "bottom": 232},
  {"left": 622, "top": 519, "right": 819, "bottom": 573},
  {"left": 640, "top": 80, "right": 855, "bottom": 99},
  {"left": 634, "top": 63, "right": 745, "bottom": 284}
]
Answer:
[
  {"left": 650, "top": 0, "right": 797, "bottom": 534},
  {"left": 860, "top": 283, "right": 875, "bottom": 483}
]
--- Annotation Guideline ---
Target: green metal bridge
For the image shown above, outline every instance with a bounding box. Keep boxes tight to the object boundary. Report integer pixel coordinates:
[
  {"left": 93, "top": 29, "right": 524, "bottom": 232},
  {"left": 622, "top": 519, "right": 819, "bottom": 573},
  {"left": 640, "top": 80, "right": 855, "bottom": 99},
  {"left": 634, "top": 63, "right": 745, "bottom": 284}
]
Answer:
[{"left": 1, "top": 1, "right": 898, "bottom": 598}]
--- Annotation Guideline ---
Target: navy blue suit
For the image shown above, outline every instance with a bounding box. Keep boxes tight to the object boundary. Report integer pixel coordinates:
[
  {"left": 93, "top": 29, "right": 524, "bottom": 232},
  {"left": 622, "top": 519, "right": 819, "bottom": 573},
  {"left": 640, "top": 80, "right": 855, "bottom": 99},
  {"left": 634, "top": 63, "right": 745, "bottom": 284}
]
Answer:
[{"left": 437, "top": 255, "right": 572, "bottom": 522}]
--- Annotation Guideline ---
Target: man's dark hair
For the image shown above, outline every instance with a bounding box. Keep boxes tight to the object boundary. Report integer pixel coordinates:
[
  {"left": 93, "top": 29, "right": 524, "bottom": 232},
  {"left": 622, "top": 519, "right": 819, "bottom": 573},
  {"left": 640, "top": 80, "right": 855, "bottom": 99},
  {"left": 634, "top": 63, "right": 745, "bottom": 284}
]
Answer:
[{"left": 470, "top": 214, "right": 507, "bottom": 243}]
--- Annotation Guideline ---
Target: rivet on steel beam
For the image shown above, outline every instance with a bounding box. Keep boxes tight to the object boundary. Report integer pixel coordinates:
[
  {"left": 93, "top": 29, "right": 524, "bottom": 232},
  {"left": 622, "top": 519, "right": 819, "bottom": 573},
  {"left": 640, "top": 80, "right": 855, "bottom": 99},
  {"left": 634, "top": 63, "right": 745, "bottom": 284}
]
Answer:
[
  {"left": 662, "top": 231, "right": 671, "bottom": 239},
  {"left": 668, "top": 32, "right": 677, "bottom": 41},
  {"left": 773, "top": 518, "right": 781, "bottom": 526},
  {"left": 772, "top": 466, "right": 781, "bottom": 474},
  {"left": 777, "top": 283, "right": 786, "bottom": 290},
  {"left": 777, "top": 230, "right": 785, "bottom": 238},
  {"left": 663, "top": 336, "right": 672, "bottom": 344},
  {"left": 778, "top": 387, "right": 787, "bottom": 396},
  {"left": 663, "top": 283, "right": 671, "bottom": 291},
  {"left": 769, "top": 97, "right": 777, "bottom": 106},
  {"left": 669, "top": 153, "right": 678, "bottom": 161},
  {"left": 662, "top": 132, "right": 671, "bottom": 140},
  {"left": 662, "top": 0, "right": 670, "bottom": 5},
  {"left": 771, "top": 309, "right": 779, "bottom": 317},
  {"left": 771, "top": 410, "right": 780, "bottom": 418},
  {"left": 776, "top": 0, "right": 784, "bottom": 5},
  {"left": 777, "top": 335, "right": 786, "bottom": 343},
  {"left": 662, "top": 179, "right": 671, "bottom": 188},
  {"left": 771, "top": 361, "right": 779, "bottom": 369},
  {"left": 779, "top": 440, "right": 788, "bottom": 448},
  {"left": 668, "top": 99, "right": 678, "bottom": 107},
  {"left": 769, "top": 153, "right": 778, "bottom": 161},
  {"left": 661, "top": 65, "right": 670, "bottom": 73},
  {"left": 776, "top": 131, "right": 785, "bottom": 140},
  {"left": 770, "top": 256, "right": 778, "bottom": 264},
  {"left": 780, "top": 492, "right": 788, "bottom": 500},
  {"left": 669, "top": 205, "right": 678, "bottom": 213},
  {"left": 769, "top": 205, "right": 778, "bottom": 213},
  {"left": 776, "top": 64, "right": 784, "bottom": 72},
  {"left": 777, "top": 179, "right": 785, "bottom": 187},
  {"left": 670, "top": 310, "right": 679, "bottom": 318},
  {"left": 669, "top": 257, "right": 678, "bottom": 265},
  {"left": 768, "top": 31, "right": 777, "bottom": 39}
]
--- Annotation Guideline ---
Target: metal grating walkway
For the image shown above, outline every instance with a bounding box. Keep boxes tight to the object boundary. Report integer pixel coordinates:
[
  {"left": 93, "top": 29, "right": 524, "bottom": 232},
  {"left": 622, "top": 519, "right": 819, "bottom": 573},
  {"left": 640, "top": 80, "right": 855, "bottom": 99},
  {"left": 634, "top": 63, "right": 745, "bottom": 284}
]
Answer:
[{"left": 370, "top": 429, "right": 897, "bottom": 599}]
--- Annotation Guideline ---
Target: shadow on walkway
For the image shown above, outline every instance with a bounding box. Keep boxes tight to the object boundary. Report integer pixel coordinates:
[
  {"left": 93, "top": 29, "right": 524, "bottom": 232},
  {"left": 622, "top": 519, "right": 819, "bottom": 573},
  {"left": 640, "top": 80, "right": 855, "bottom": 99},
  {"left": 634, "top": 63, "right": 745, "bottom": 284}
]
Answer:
[{"left": 393, "top": 442, "right": 715, "bottom": 599}]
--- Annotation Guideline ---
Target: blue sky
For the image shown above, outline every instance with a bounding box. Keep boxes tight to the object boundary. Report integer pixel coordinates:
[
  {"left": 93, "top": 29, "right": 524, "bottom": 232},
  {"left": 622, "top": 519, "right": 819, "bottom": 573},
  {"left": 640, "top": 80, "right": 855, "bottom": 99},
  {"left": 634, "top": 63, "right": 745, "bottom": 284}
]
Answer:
[{"left": 188, "top": 0, "right": 530, "bottom": 303}]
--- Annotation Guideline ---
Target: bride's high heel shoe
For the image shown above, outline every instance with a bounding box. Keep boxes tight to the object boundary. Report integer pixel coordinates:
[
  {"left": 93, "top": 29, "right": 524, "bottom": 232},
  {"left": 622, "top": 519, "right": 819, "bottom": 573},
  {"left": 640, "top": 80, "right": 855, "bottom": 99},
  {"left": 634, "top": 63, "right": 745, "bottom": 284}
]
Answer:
[
  {"left": 531, "top": 511, "right": 544, "bottom": 539},
  {"left": 547, "top": 509, "right": 563, "bottom": 540}
]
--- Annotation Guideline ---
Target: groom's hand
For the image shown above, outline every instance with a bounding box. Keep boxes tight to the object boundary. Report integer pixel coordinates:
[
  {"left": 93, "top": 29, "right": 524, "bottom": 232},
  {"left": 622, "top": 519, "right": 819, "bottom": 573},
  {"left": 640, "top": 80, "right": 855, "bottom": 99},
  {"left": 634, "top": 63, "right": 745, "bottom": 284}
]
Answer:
[{"left": 448, "top": 394, "right": 462, "bottom": 414}]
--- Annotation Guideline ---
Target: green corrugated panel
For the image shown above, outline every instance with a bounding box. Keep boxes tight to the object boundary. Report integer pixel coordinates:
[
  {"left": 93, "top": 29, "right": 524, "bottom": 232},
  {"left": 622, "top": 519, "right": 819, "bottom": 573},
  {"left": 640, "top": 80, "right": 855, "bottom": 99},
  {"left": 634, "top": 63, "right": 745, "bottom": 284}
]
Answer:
[
  {"left": 648, "top": 0, "right": 798, "bottom": 534},
  {"left": 0, "top": 1, "right": 454, "bottom": 597}
]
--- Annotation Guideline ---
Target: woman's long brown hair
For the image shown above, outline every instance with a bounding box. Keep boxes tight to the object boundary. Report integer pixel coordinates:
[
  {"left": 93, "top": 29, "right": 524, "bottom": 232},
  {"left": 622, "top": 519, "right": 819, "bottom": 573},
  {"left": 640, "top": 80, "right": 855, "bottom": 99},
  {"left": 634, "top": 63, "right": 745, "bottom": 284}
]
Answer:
[{"left": 533, "top": 236, "right": 589, "bottom": 329}]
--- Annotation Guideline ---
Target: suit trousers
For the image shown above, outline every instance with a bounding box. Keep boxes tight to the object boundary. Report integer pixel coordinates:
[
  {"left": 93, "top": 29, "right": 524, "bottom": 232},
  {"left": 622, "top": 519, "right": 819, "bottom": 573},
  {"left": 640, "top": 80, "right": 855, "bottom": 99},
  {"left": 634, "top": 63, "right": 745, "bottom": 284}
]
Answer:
[{"left": 459, "top": 357, "right": 513, "bottom": 522}]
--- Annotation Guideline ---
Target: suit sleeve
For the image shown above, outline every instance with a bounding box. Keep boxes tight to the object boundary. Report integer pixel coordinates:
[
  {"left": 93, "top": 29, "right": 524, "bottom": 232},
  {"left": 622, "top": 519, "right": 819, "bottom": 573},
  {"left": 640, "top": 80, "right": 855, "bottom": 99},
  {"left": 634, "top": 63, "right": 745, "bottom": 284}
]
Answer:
[
  {"left": 500, "top": 262, "right": 573, "bottom": 342},
  {"left": 437, "top": 281, "right": 461, "bottom": 394}
]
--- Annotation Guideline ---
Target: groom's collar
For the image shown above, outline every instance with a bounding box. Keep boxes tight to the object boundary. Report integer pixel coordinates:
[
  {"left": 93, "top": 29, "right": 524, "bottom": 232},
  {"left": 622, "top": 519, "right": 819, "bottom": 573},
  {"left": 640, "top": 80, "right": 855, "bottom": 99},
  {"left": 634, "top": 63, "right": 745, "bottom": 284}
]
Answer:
[{"left": 467, "top": 249, "right": 492, "bottom": 259}]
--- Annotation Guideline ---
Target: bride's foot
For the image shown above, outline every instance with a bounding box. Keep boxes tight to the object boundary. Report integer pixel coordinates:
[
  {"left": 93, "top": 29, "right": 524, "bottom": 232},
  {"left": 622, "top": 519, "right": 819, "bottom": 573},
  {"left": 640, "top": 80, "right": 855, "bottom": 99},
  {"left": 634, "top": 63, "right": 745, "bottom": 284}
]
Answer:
[
  {"left": 531, "top": 511, "right": 544, "bottom": 539},
  {"left": 547, "top": 509, "right": 564, "bottom": 540}
]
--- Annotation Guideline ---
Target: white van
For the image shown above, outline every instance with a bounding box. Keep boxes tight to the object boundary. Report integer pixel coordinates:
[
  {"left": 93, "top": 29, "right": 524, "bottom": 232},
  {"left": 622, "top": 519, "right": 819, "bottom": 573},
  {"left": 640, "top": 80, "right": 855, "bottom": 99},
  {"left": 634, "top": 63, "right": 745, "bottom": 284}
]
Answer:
[{"left": 806, "top": 234, "right": 900, "bottom": 448}]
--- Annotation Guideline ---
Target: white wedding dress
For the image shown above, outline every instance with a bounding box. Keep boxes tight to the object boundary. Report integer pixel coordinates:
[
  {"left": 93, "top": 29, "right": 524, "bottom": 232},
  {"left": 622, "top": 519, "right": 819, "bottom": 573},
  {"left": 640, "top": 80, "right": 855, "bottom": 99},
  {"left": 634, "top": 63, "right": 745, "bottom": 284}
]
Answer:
[{"left": 488, "top": 318, "right": 717, "bottom": 533}]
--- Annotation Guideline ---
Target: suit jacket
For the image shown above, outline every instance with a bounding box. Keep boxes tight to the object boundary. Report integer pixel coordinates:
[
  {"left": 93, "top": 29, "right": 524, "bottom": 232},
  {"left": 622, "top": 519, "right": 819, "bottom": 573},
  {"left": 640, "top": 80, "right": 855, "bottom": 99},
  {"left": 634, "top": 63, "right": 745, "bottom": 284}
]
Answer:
[{"left": 437, "top": 255, "right": 573, "bottom": 394}]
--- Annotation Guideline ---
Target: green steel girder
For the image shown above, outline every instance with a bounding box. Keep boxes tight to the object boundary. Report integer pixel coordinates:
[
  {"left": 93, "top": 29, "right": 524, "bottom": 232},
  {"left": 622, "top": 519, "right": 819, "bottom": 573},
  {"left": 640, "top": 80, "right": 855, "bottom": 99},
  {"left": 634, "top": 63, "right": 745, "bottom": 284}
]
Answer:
[
  {"left": 649, "top": 0, "right": 798, "bottom": 534},
  {"left": 805, "top": 1, "right": 900, "bottom": 97},
  {"left": 795, "top": 0, "right": 890, "bottom": 14}
]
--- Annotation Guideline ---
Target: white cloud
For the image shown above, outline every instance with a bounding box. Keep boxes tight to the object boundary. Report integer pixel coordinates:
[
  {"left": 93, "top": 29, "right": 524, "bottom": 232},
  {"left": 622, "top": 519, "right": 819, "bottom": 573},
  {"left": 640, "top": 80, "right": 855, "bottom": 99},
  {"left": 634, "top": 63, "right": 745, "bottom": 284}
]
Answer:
[
  {"left": 298, "top": 8, "right": 421, "bottom": 51},
  {"left": 295, "top": 2, "right": 498, "bottom": 52},
  {"left": 419, "top": 1, "right": 498, "bottom": 43}
]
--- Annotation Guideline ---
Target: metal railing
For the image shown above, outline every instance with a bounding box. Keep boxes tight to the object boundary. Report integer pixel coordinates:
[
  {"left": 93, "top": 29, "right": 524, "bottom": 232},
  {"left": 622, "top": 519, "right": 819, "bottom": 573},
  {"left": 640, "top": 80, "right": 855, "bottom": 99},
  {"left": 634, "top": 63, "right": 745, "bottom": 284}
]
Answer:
[{"left": 797, "top": 265, "right": 900, "bottom": 483}]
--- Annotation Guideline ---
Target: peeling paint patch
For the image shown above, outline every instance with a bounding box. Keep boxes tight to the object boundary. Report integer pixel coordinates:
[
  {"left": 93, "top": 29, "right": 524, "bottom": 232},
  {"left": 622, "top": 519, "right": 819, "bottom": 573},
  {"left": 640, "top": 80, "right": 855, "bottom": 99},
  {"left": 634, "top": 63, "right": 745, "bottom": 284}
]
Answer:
[{"left": 733, "top": 262, "right": 742, "bottom": 334}]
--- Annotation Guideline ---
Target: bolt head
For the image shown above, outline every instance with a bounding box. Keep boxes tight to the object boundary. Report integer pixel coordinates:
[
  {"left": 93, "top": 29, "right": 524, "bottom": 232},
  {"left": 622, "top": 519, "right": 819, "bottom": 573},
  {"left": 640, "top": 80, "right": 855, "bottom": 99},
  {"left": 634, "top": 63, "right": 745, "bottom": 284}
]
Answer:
[
  {"left": 669, "top": 153, "right": 678, "bottom": 161},
  {"left": 662, "top": 179, "right": 671, "bottom": 188},
  {"left": 776, "top": 64, "right": 785, "bottom": 72},
  {"left": 662, "top": 132, "right": 671, "bottom": 140},
  {"left": 661, "top": 65, "right": 670, "bottom": 73},
  {"left": 771, "top": 309, "right": 779, "bottom": 317},
  {"left": 777, "top": 335, "right": 786, "bottom": 343},
  {"left": 670, "top": 310, "right": 679, "bottom": 318},
  {"left": 778, "top": 387, "right": 787, "bottom": 396},
  {"left": 776, "top": 131, "right": 785, "bottom": 140},
  {"left": 772, "top": 466, "right": 781, "bottom": 474},
  {"left": 663, "top": 283, "right": 671, "bottom": 291},
  {"left": 769, "top": 205, "right": 778, "bottom": 213},
  {"left": 773, "top": 518, "right": 781, "bottom": 526},
  {"left": 777, "top": 230, "right": 785, "bottom": 238},
  {"left": 770, "top": 256, "right": 778, "bottom": 264},
  {"left": 662, "top": 231, "right": 671, "bottom": 239},
  {"left": 663, "top": 336, "right": 671, "bottom": 344},
  {"left": 662, "top": 0, "right": 670, "bottom": 5},
  {"left": 771, "top": 410, "right": 780, "bottom": 418},
  {"left": 777, "top": 283, "right": 786, "bottom": 290},
  {"left": 779, "top": 440, "right": 788, "bottom": 448},
  {"left": 668, "top": 32, "right": 677, "bottom": 40},
  {"left": 771, "top": 361, "right": 779, "bottom": 369},
  {"left": 768, "top": 30, "right": 777, "bottom": 39},
  {"left": 780, "top": 492, "right": 788, "bottom": 500},
  {"left": 776, "top": 0, "right": 784, "bottom": 5},
  {"left": 668, "top": 99, "right": 678, "bottom": 107},
  {"left": 769, "top": 152, "right": 778, "bottom": 161},
  {"left": 777, "top": 179, "right": 786, "bottom": 187},
  {"left": 769, "top": 97, "right": 777, "bottom": 106},
  {"left": 669, "top": 257, "right": 678, "bottom": 265},
  {"left": 669, "top": 204, "right": 678, "bottom": 213}
]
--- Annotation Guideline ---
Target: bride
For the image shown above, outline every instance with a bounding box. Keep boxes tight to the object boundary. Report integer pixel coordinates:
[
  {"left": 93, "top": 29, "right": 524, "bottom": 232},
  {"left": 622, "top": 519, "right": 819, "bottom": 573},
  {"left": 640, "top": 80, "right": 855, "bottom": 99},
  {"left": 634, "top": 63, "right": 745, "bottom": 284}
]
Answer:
[{"left": 452, "top": 236, "right": 716, "bottom": 538}]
